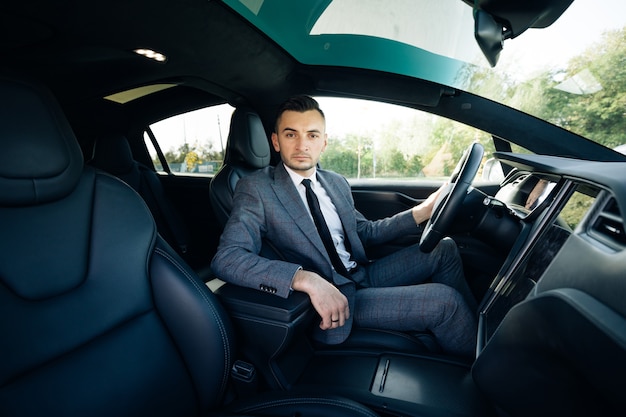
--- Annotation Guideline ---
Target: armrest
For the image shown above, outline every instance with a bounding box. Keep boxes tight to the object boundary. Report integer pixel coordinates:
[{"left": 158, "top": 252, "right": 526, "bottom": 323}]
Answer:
[
  {"left": 214, "top": 283, "right": 311, "bottom": 323},
  {"left": 214, "top": 283, "right": 315, "bottom": 389}
]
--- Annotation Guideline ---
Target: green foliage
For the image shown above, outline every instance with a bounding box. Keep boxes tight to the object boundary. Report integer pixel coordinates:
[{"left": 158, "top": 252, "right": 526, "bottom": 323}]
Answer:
[
  {"left": 560, "top": 190, "right": 597, "bottom": 230},
  {"left": 539, "top": 28, "right": 626, "bottom": 148},
  {"left": 461, "top": 28, "right": 626, "bottom": 150},
  {"left": 155, "top": 142, "right": 224, "bottom": 173},
  {"left": 320, "top": 106, "right": 494, "bottom": 179},
  {"left": 321, "top": 134, "right": 364, "bottom": 177},
  {"left": 322, "top": 129, "right": 429, "bottom": 178}
]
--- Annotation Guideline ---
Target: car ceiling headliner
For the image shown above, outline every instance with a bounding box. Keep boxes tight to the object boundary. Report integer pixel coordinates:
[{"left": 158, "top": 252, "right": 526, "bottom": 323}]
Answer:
[{"left": 1, "top": 0, "right": 295, "bottom": 107}]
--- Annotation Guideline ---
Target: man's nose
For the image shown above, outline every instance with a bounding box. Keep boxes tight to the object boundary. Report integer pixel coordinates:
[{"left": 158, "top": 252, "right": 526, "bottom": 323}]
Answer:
[{"left": 295, "top": 137, "right": 308, "bottom": 150}]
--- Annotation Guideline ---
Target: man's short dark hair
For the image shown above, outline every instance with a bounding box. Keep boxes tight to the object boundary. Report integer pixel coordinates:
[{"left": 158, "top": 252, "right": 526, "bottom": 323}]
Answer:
[{"left": 274, "top": 95, "right": 325, "bottom": 132}]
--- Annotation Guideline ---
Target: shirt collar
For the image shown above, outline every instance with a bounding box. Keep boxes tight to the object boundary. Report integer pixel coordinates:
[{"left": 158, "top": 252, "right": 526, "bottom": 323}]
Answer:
[{"left": 283, "top": 164, "right": 319, "bottom": 188}]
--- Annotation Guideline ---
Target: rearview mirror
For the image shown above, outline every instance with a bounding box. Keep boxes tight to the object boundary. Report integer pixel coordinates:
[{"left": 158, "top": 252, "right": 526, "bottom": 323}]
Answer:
[{"left": 474, "top": 10, "right": 511, "bottom": 67}]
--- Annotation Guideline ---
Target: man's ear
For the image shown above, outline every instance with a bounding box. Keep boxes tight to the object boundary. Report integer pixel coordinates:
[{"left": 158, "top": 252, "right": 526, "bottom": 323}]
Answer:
[{"left": 271, "top": 132, "right": 280, "bottom": 152}]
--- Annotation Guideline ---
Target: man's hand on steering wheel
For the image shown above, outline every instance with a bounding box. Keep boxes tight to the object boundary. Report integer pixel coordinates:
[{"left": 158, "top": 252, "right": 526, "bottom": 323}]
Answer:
[{"left": 411, "top": 183, "right": 448, "bottom": 225}]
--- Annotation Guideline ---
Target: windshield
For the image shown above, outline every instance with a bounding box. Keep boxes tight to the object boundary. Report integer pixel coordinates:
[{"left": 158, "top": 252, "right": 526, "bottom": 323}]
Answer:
[{"left": 225, "top": 0, "right": 626, "bottom": 150}]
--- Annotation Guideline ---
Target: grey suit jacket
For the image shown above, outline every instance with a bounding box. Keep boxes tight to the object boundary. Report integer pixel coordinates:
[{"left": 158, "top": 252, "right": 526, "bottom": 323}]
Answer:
[{"left": 211, "top": 162, "right": 418, "bottom": 344}]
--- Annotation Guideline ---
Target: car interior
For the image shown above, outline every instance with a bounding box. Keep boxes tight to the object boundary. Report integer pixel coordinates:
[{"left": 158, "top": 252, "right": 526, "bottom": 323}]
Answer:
[
  {"left": 1, "top": 0, "right": 625, "bottom": 416},
  {"left": 90, "top": 132, "right": 192, "bottom": 261}
]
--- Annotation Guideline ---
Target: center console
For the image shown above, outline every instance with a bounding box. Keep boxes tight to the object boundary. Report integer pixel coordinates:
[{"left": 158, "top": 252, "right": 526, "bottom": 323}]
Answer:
[
  {"left": 296, "top": 352, "right": 491, "bottom": 417},
  {"left": 215, "top": 282, "right": 494, "bottom": 417}
]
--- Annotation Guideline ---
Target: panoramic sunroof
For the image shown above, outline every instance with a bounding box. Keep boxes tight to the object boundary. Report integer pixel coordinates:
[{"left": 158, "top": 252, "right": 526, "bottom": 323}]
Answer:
[
  {"left": 233, "top": 0, "right": 480, "bottom": 65},
  {"left": 309, "top": 0, "right": 480, "bottom": 64},
  {"left": 224, "top": 0, "right": 472, "bottom": 88}
]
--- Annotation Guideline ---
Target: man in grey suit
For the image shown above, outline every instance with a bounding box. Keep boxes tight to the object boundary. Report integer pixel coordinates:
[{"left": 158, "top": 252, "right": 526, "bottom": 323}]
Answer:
[{"left": 211, "top": 96, "right": 477, "bottom": 358}]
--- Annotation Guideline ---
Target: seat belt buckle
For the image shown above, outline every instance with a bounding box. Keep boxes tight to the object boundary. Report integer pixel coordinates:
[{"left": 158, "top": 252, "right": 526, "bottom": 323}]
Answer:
[{"left": 231, "top": 360, "right": 258, "bottom": 398}]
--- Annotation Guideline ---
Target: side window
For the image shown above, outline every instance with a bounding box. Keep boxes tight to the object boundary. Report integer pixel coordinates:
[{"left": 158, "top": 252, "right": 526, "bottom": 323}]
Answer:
[
  {"left": 144, "top": 103, "right": 235, "bottom": 175},
  {"left": 315, "top": 97, "right": 497, "bottom": 181}
]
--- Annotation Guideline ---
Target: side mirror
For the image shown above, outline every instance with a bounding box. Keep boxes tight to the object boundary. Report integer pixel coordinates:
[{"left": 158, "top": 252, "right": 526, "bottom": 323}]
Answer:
[
  {"left": 474, "top": 10, "right": 511, "bottom": 67},
  {"left": 481, "top": 158, "right": 505, "bottom": 182}
]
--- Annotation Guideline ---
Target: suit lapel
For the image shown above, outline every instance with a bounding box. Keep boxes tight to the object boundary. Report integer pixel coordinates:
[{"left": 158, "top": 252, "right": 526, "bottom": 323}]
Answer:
[
  {"left": 317, "top": 170, "right": 368, "bottom": 263},
  {"left": 316, "top": 172, "right": 353, "bottom": 222}
]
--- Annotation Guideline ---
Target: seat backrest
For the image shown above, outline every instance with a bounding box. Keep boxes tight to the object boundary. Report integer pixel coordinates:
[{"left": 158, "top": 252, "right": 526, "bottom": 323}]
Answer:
[
  {"left": 0, "top": 76, "right": 233, "bottom": 417},
  {"left": 90, "top": 133, "right": 190, "bottom": 256},
  {"left": 209, "top": 107, "right": 271, "bottom": 228}
]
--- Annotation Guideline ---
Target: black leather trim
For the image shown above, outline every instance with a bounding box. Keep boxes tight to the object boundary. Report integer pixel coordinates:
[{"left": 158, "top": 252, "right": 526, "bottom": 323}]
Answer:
[
  {"left": 473, "top": 288, "right": 626, "bottom": 417},
  {"left": 0, "top": 76, "right": 83, "bottom": 206},
  {"left": 151, "top": 239, "right": 234, "bottom": 412},
  {"left": 215, "top": 282, "right": 311, "bottom": 323},
  {"left": 225, "top": 107, "right": 270, "bottom": 169},
  {"left": 226, "top": 393, "right": 380, "bottom": 417}
]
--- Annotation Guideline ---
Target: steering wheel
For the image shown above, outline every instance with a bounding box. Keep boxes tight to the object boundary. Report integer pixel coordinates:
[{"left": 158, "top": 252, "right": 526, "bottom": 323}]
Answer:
[{"left": 419, "top": 142, "right": 484, "bottom": 253}]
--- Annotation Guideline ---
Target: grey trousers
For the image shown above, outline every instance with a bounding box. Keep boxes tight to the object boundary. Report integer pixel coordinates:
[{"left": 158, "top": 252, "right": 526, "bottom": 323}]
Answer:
[{"left": 354, "top": 237, "right": 478, "bottom": 358}]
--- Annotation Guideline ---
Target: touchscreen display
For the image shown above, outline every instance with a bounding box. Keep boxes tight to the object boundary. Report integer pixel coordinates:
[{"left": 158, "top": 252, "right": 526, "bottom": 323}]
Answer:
[{"left": 495, "top": 173, "right": 559, "bottom": 217}]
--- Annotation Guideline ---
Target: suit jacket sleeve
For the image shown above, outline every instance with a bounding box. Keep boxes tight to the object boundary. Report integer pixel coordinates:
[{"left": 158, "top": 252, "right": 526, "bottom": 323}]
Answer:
[
  {"left": 319, "top": 170, "right": 418, "bottom": 248},
  {"left": 210, "top": 174, "right": 300, "bottom": 298},
  {"left": 355, "top": 205, "right": 418, "bottom": 247}
]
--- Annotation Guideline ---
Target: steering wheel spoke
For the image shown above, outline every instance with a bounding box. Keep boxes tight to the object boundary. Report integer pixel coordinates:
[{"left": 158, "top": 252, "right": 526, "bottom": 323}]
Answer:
[{"left": 419, "top": 142, "right": 484, "bottom": 253}]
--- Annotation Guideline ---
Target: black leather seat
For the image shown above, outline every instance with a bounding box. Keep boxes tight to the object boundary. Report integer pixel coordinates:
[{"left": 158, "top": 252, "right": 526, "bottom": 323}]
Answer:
[
  {"left": 90, "top": 133, "right": 190, "bottom": 258},
  {"left": 209, "top": 107, "right": 440, "bottom": 355},
  {"left": 0, "top": 76, "right": 379, "bottom": 417},
  {"left": 210, "top": 107, "right": 272, "bottom": 228}
]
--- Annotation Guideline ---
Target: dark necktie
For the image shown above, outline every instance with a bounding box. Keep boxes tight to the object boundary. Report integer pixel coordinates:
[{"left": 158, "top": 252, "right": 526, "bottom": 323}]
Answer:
[{"left": 301, "top": 179, "right": 351, "bottom": 277}]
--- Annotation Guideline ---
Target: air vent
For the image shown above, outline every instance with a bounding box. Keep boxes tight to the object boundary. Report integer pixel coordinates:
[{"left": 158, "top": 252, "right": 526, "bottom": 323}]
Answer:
[
  {"left": 512, "top": 173, "right": 529, "bottom": 186},
  {"left": 590, "top": 197, "right": 626, "bottom": 248}
]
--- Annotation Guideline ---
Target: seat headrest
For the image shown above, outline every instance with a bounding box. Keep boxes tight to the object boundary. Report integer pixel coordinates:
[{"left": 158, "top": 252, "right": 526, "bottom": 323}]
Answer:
[
  {"left": 91, "top": 133, "right": 136, "bottom": 175},
  {"left": 225, "top": 107, "right": 271, "bottom": 169},
  {"left": 0, "top": 77, "right": 83, "bottom": 207}
]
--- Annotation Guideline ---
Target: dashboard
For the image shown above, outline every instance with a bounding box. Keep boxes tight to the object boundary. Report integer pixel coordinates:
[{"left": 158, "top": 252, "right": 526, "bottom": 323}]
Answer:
[
  {"left": 495, "top": 173, "right": 560, "bottom": 218},
  {"left": 476, "top": 152, "right": 626, "bottom": 349}
]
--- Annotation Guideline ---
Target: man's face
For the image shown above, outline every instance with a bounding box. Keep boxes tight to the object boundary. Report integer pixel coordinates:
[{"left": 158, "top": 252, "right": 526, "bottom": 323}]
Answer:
[{"left": 272, "top": 109, "right": 327, "bottom": 177}]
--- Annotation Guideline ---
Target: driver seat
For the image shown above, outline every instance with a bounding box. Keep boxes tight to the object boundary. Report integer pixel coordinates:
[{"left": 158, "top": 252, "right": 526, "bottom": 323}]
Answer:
[
  {"left": 209, "top": 107, "right": 441, "bottom": 354},
  {"left": 0, "top": 76, "right": 380, "bottom": 417}
]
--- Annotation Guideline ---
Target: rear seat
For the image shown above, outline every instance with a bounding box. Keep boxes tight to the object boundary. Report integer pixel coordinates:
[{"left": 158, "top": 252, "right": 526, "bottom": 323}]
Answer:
[{"left": 90, "top": 133, "right": 190, "bottom": 259}]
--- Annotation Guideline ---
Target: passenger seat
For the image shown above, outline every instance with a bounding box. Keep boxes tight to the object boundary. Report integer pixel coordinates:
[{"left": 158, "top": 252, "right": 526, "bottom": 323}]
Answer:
[
  {"left": 90, "top": 133, "right": 190, "bottom": 258},
  {"left": 0, "top": 74, "right": 379, "bottom": 417}
]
